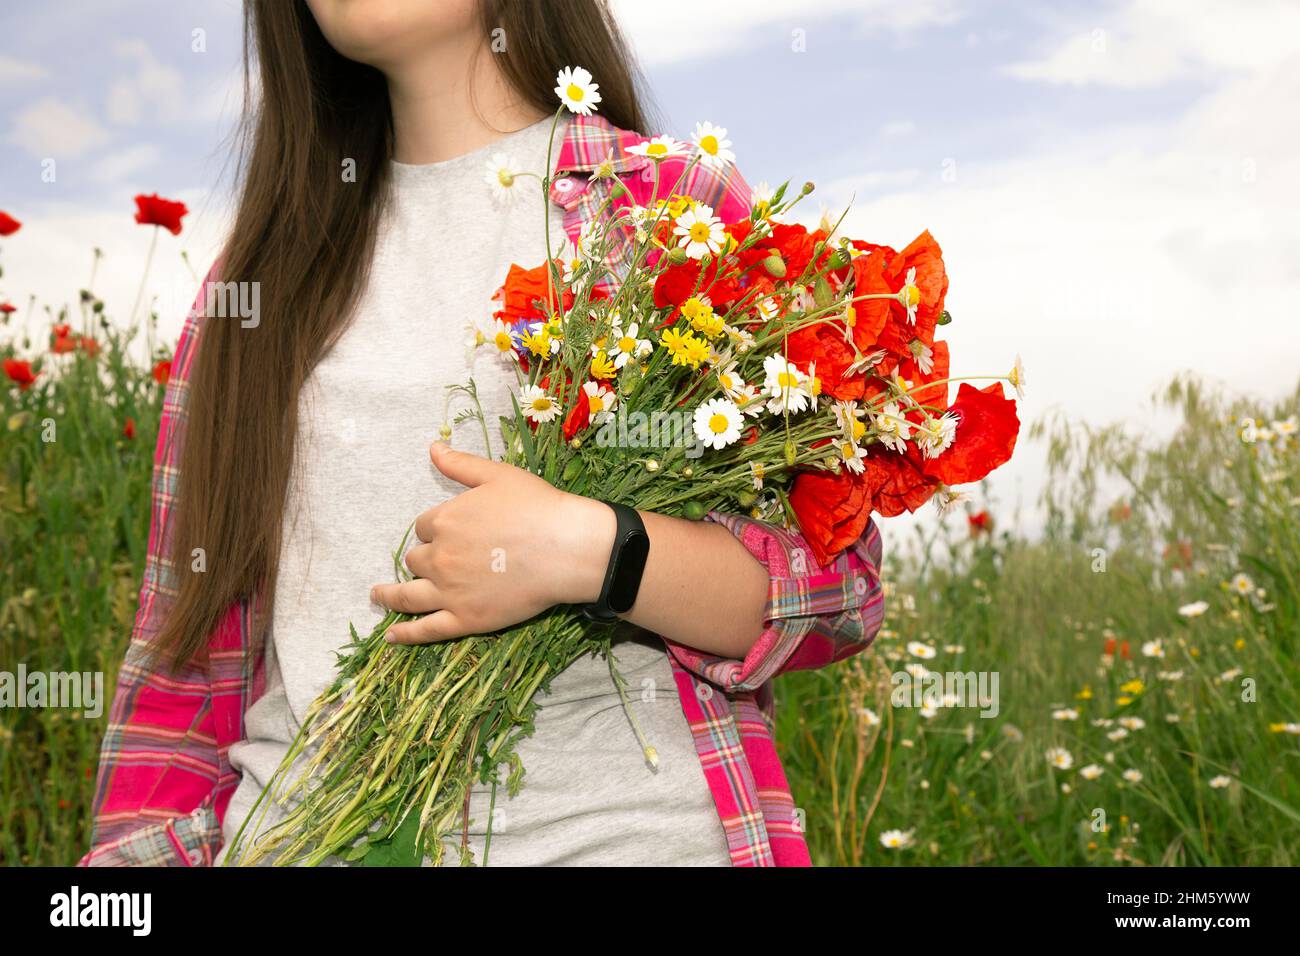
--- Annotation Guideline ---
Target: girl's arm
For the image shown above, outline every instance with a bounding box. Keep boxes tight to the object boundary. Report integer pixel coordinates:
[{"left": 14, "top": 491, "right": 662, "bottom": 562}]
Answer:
[
  {"left": 82, "top": 273, "right": 238, "bottom": 867},
  {"left": 377, "top": 444, "right": 884, "bottom": 675}
]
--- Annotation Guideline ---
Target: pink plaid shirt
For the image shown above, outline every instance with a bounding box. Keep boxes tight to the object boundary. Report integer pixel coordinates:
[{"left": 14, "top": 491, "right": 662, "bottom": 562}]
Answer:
[{"left": 82, "top": 115, "right": 885, "bottom": 868}]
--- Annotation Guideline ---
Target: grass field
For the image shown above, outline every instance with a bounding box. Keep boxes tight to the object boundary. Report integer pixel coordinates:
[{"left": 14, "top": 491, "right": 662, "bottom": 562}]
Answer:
[{"left": 3, "top": 297, "right": 1297, "bottom": 866}]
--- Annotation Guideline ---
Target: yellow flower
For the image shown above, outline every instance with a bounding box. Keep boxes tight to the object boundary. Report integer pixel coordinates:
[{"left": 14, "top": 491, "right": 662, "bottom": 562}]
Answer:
[
  {"left": 590, "top": 349, "right": 616, "bottom": 380},
  {"left": 520, "top": 327, "right": 551, "bottom": 358},
  {"left": 1119, "top": 678, "right": 1145, "bottom": 696},
  {"left": 1075, "top": 685, "right": 1093, "bottom": 701}
]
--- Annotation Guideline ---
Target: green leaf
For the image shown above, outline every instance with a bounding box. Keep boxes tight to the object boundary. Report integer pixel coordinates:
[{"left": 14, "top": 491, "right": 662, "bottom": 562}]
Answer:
[{"left": 360, "top": 811, "right": 423, "bottom": 867}]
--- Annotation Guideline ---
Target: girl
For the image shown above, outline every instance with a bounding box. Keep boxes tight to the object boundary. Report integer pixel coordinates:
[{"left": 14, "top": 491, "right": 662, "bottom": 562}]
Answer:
[{"left": 83, "top": 0, "right": 884, "bottom": 867}]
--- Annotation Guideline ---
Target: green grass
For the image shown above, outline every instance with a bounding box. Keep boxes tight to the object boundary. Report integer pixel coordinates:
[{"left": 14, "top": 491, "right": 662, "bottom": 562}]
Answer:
[{"left": 3, "top": 297, "right": 1298, "bottom": 866}]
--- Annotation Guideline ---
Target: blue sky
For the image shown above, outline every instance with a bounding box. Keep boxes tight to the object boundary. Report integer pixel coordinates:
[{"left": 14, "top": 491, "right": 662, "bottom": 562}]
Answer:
[{"left": 3, "top": 0, "right": 1299, "bottom": 532}]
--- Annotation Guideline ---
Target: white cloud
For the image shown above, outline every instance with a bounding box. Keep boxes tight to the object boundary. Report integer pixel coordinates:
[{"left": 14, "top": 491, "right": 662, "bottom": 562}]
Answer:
[
  {"left": 1004, "top": 0, "right": 1300, "bottom": 88},
  {"left": 879, "top": 120, "right": 916, "bottom": 139},
  {"left": 6, "top": 96, "right": 110, "bottom": 159},
  {"left": 89, "top": 144, "right": 162, "bottom": 184},
  {"left": 105, "top": 38, "right": 185, "bottom": 126},
  {"left": 0, "top": 55, "right": 50, "bottom": 82},
  {"left": 611, "top": 0, "right": 960, "bottom": 66}
]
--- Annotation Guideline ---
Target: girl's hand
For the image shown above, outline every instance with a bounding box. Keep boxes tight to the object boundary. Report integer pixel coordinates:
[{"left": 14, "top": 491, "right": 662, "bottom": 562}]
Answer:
[{"left": 373, "top": 442, "right": 614, "bottom": 644}]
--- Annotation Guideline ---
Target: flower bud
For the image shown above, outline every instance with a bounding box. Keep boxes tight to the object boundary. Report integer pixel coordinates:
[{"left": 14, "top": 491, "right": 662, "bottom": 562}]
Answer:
[
  {"left": 736, "top": 490, "right": 758, "bottom": 508},
  {"left": 784, "top": 439, "right": 797, "bottom": 466},
  {"left": 562, "top": 458, "right": 582, "bottom": 482},
  {"left": 827, "top": 249, "right": 849, "bottom": 270},
  {"left": 667, "top": 246, "right": 688, "bottom": 266},
  {"left": 645, "top": 458, "right": 660, "bottom": 473},
  {"left": 763, "top": 254, "right": 787, "bottom": 278},
  {"left": 813, "top": 276, "right": 833, "bottom": 309},
  {"left": 937, "top": 309, "right": 953, "bottom": 326},
  {"left": 683, "top": 500, "right": 706, "bottom": 520},
  {"left": 801, "top": 181, "right": 815, "bottom": 195}
]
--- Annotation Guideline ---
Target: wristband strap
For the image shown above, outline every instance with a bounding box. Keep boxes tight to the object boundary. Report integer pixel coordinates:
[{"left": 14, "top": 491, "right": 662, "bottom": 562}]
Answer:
[{"left": 581, "top": 501, "right": 650, "bottom": 623}]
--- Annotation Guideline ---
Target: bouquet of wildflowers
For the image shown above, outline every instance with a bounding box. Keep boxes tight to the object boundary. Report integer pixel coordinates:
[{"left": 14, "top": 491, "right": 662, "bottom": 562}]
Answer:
[{"left": 226, "top": 66, "right": 1021, "bottom": 866}]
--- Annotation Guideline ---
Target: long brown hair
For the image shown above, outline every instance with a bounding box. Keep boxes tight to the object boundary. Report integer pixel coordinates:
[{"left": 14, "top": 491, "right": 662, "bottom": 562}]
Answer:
[{"left": 156, "top": 0, "right": 649, "bottom": 668}]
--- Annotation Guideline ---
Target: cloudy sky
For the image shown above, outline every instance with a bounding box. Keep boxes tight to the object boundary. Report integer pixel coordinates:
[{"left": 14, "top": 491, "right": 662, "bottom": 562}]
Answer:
[{"left": 2, "top": 0, "right": 1298, "bottom": 533}]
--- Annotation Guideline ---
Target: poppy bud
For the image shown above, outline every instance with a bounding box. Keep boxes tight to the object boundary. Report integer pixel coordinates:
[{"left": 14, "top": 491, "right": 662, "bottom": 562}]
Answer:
[
  {"left": 645, "top": 458, "right": 660, "bottom": 473},
  {"left": 938, "top": 309, "right": 953, "bottom": 326},
  {"left": 683, "top": 500, "right": 706, "bottom": 520},
  {"left": 801, "top": 181, "right": 815, "bottom": 195},
  {"left": 667, "top": 247, "right": 688, "bottom": 266},
  {"left": 763, "top": 254, "right": 786, "bottom": 278},
  {"left": 784, "top": 439, "right": 797, "bottom": 466},
  {"left": 827, "top": 249, "right": 849, "bottom": 270},
  {"left": 736, "top": 490, "right": 757, "bottom": 508},
  {"left": 813, "top": 276, "right": 833, "bottom": 309},
  {"left": 562, "top": 458, "right": 582, "bottom": 482}
]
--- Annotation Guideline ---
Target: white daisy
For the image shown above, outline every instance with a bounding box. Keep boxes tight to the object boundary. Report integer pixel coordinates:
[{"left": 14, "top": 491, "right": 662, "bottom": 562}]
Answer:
[
  {"left": 519, "top": 384, "right": 559, "bottom": 423},
  {"left": 749, "top": 460, "right": 766, "bottom": 490},
  {"left": 838, "top": 439, "right": 868, "bottom": 474},
  {"left": 907, "top": 641, "right": 937, "bottom": 660},
  {"left": 1141, "top": 639, "right": 1165, "bottom": 659},
  {"left": 625, "top": 135, "right": 688, "bottom": 162},
  {"left": 875, "top": 401, "right": 913, "bottom": 454},
  {"left": 1045, "top": 747, "right": 1074, "bottom": 770},
  {"left": 1052, "top": 708, "right": 1079, "bottom": 721},
  {"left": 1178, "top": 600, "right": 1209, "bottom": 618},
  {"left": 1122, "top": 768, "right": 1143, "bottom": 783},
  {"left": 1229, "top": 572, "right": 1254, "bottom": 596},
  {"left": 484, "top": 153, "right": 520, "bottom": 205},
  {"left": 1008, "top": 353, "right": 1026, "bottom": 399},
  {"left": 916, "top": 412, "right": 958, "bottom": 459},
  {"left": 691, "top": 121, "right": 735, "bottom": 170},
  {"left": 879, "top": 828, "right": 914, "bottom": 849},
  {"left": 1118, "top": 717, "right": 1145, "bottom": 731},
  {"left": 1080, "top": 764, "right": 1105, "bottom": 780},
  {"left": 487, "top": 319, "right": 518, "bottom": 361},
  {"left": 1209, "top": 775, "right": 1232, "bottom": 789},
  {"left": 608, "top": 322, "right": 651, "bottom": 368},
  {"left": 581, "top": 381, "right": 618, "bottom": 423},
  {"left": 554, "top": 66, "right": 601, "bottom": 115},
  {"left": 898, "top": 267, "right": 921, "bottom": 323},
  {"left": 673, "top": 203, "right": 726, "bottom": 260},
  {"left": 692, "top": 398, "right": 744, "bottom": 450},
  {"left": 762, "top": 354, "right": 812, "bottom": 414}
]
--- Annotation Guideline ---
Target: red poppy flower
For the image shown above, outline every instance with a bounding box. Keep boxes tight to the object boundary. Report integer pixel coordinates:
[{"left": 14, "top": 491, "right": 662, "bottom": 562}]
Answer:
[
  {"left": 968, "top": 510, "right": 991, "bottom": 535},
  {"left": 786, "top": 321, "right": 864, "bottom": 401},
  {"left": 850, "top": 232, "right": 948, "bottom": 359},
  {"left": 0, "top": 302, "right": 17, "bottom": 315},
  {"left": 921, "top": 383, "right": 1019, "bottom": 486},
  {"left": 1102, "top": 637, "right": 1132, "bottom": 660},
  {"left": 152, "top": 359, "right": 172, "bottom": 385},
  {"left": 0, "top": 211, "right": 20, "bottom": 236},
  {"left": 78, "top": 336, "right": 100, "bottom": 357},
  {"left": 492, "top": 262, "right": 571, "bottom": 325},
  {"left": 652, "top": 257, "right": 741, "bottom": 323},
  {"left": 133, "top": 193, "right": 189, "bottom": 235},
  {"left": 51, "top": 332, "right": 76, "bottom": 354},
  {"left": 123, "top": 417, "right": 136, "bottom": 440},
  {"left": 1162, "top": 540, "right": 1193, "bottom": 571},
  {"left": 860, "top": 446, "right": 939, "bottom": 518},
  {"left": 562, "top": 388, "right": 590, "bottom": 440},
  {"left": 789, "top": 467, "right": 872, "bottom": 568},
  {"left": 4, "top": 358, "right": 39, "bottom": 390}
]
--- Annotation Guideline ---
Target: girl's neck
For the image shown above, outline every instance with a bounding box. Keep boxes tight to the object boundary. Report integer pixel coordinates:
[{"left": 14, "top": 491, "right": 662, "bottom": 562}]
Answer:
[{"left": 385, "top": 39, "right": 548, "bottom": 165}]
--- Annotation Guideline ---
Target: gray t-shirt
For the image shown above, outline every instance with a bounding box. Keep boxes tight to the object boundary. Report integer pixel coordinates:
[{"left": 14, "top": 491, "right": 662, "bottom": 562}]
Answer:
[{"left": 220, "top": 117, "right": 731, "bottom": 866}]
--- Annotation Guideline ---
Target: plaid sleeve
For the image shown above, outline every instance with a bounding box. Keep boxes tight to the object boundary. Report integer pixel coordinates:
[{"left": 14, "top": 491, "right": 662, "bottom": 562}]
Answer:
[
  {"left": 663, "top": 515, "right": 885, "bottom": 693},
  {"left": 81, "top": 267, "right": 237, "bottom": 867}
]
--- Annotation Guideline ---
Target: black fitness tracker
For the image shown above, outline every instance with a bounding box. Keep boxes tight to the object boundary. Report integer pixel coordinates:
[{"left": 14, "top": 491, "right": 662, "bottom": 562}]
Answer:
[{"left": 581, "top": 501, "right": 650, "bottom": 623}]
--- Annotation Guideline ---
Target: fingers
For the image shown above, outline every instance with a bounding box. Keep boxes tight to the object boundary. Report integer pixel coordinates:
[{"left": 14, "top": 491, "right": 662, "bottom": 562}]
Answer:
[
  {"left": 385, "top": 610, "right": 468, "bottom": 645},
  {"left": 429, "top": 441, "right": 504, "bottom": 489},
  {"left": 370, "top": 579, "right": 441, "bottom": 616}
]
